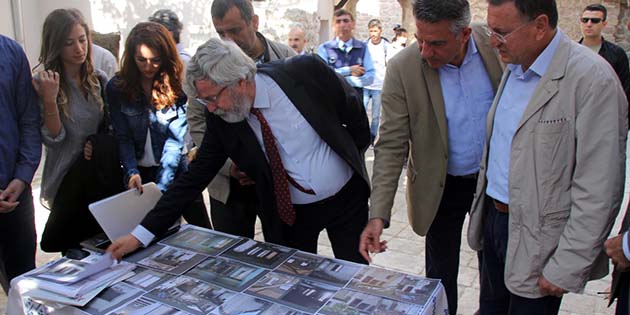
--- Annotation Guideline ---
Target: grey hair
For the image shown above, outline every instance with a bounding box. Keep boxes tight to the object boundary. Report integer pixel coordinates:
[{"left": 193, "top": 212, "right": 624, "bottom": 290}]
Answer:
[
  {"left": 412, "top": 0, "right": 471, "bottom": 34},
  {"left": 184, "top": 38, "right": 256, "bottom": 97}
]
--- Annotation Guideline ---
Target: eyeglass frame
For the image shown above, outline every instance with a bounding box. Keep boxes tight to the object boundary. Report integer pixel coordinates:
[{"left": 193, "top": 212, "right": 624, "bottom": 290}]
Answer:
[
  {"left": 195, "top": 85, "right": 228, "bottom": 107},
  {"left": 580, "top": 17, "right": 603, "bottom": 24},
  {"left": 484, "top": 19, "right": 536, "bottom": 44}
]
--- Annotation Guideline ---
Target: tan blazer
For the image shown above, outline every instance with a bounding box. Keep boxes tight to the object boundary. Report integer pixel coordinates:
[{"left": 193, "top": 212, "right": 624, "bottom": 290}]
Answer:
[
  {"left": 467, "top": 31, "right": 628, "bottom": 297},
  {"left": 369, "top": 24, "right": 503, "bottom": 236}
]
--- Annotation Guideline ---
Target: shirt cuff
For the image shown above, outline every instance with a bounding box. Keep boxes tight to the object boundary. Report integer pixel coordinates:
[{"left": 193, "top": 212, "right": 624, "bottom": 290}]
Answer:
[
  {"left": 622, "top": 231, "right": 630, "bottom": 261},
  {"left": 131, "top": 225, "right": 155, "bottom": 247}
]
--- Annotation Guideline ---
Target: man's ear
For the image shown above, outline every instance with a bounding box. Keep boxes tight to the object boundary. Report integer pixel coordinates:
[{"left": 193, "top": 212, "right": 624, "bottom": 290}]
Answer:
[{"left": 252, "top": 14, "right": 259, "bottom": 31}]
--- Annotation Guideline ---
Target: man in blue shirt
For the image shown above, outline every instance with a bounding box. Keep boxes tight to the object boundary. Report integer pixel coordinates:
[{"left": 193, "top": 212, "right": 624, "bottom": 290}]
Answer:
[
  {"left": 0, "top": 35, "right": 41, "bottom": 292},
  {"left": 318, "top": 9, "right": 375, "bottom": 103},
  {"left": 358, "top": 1, "right": 503, "bottom": 314},
  {"left": 468, "top": 1, "right": 627, "bottom": 314}
]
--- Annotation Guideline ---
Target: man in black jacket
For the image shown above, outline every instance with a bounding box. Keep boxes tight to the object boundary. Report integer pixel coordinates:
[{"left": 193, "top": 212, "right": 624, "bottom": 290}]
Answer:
[
  {"left": 108, "top": 38, "right": 371, "bottom": 264},
  {"left": 579, "top": 4, "right": 630, "bottom": 108}
]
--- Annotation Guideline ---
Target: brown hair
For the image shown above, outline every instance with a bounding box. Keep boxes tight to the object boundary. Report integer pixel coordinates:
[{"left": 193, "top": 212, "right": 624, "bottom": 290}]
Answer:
[
  {"left": 117, "top": 22, "right": 184, "bottom": 110},
  {"left": 36, "top": 8, "right": 102, "bottom": 118},
  {"left": 334, "top": 9, "right": 354, "bottom": 21}
]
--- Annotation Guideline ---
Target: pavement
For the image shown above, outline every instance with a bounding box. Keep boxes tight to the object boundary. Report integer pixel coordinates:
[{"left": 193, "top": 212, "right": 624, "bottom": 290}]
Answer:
[{"left": 0, "top": 146, "right": 624, "bottom": 315}]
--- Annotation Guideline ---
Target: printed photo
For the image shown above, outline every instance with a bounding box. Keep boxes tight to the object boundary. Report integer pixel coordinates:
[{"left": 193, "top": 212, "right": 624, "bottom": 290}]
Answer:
[
  {"left": 161, "top": 226, "right": 241, "bottom": 256},
  {"left": 108, "top": 296, "right": 192, "bottom": 315},
  {"left": 136, "top": 245, "right": 207, "bottom": 275},
  {"left": 81, "top": 282, "right": 143, "bottom": 315},
  {"left": 209, "top": 293, "right": 309, "bottom": 315},
  {"left": 145, "top": 276, "right": 236, "bottom": 315},
  {"left": 185, "top": 256, "right": 268, "bottom": 291},
  {"left": 277, "top": 252, "right": 361, "bottom": 286},
  {"left": 348, "top": 266, "right": 440, "bottom": 306},
  {"left": 247, "top": 272, "right": 337, "bottom": 313},
  {"left": 222, "top": 239, "right": 295, "bottom": 269},
  {"left": 320, "top": 289, "right": 423, "bottom": 315},
  {"left": 124, "top": 266, "right": 172, "bottom": 291}
]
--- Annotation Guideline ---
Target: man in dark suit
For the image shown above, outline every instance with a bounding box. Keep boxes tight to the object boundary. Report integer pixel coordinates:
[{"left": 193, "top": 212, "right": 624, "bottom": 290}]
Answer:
[
  {"left": 108, "top": 38, "right": 371, "bottom": 264},
  {"left": 606, "top": 206, "right": 630, "bottom": 315}
]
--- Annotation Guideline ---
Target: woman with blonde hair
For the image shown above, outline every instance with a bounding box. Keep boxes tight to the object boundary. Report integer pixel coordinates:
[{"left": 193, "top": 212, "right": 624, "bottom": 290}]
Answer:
[
  {"left": 107, "top": 22, "right": 210, "bottom": 228},
  {"left": 33, "top": 8, "right": 123, "bottom": 255}
]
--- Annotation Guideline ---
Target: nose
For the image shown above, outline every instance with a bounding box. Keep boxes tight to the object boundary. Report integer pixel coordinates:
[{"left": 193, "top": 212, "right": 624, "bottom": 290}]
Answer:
[
  {"left": 420, "top": 43, "right": 432, "bottom": 59},
  {"left": 206, "top": 103, "right": 217, "bottom": 113},
  {"left": 488, "top": 35, "right": 501, "bottom": 48}
]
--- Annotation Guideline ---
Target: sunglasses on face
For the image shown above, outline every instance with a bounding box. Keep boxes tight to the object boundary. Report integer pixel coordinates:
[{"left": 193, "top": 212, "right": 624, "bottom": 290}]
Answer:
[{"left": 581, "top": 17, "right": 603, "bottom": 24}]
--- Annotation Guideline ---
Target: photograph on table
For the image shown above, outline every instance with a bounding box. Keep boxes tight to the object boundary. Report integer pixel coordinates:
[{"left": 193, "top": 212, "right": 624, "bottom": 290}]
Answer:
[
  {"left": 320, "top": 288, "right": 424, "bottom": 315},
  {"left": 246, "top": 271, "right": 338, "bottom": 313},
  {"left": 348, "top": 266, "right": 440, "bottom": 306},
  {"left": 160, "top": 225, "right": 242, "bottom": 256},
  {"left": 108, "top": 296, "right": 192, "bottom": 315},
  {"left": 145, "top": 275, "right": 236, "bottom": 315},
  {"left": 185, "top": 256, "right": 268, "bottom": 292},
  {"left": 81, "top": 282, "right": 143, "bottom": 315},
  {"left": 221, "top": 239, "right": 295, "bottom": 269},
  {"left": 208, "top": 293, "right": 310, "bottom": 315},
  {"left": 123, "top": 266, "right": 173, "bottom": 291},
  {"left": 129, "top": 245, "right": 207, "bottom": 274},
  {"left": 277, "top": 251, "right": 362, "bottom": 286}
]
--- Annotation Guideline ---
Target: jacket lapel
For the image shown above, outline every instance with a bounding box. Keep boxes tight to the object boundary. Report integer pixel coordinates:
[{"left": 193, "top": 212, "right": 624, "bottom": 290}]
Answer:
[{"left": 422, "top": 61, "right": 449, "bottom": 153}]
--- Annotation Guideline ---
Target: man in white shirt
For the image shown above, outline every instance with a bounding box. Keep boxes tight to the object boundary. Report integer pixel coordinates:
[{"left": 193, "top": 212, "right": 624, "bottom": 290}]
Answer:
[{"left": 363, "top": 19, "right": 389, "bottom": 142}]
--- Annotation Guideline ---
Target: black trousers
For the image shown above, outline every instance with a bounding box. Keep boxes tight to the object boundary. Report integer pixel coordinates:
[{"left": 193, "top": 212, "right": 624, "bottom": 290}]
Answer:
[
  {"left": 617, "top": 272, "right": 629, "bottom": 315},
  {"left": 479, "top": 197, "right": 562, "bottom": 315},
  {"left": 139, "top": 166, "right": 211, "bottom": 229},
  {"left": 425, "top": 174, "right": 476, "bottom": 315},
  {"left": 210, "top": 178, "right": 258, "bottom": 238},
  {"left": 0, "top": 186, "right": 36, "bottom": 294},
  {"left": 282, "top": 174, "right": 368, "bottom": 264}
]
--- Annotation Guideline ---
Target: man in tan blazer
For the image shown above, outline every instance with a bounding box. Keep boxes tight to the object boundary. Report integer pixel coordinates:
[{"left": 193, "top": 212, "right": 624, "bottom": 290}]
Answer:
[
  {"left": 359, "top": 1, "right": 502, "bottom": 314},
  {"left": 186, "top": 0, "right": 294, "bottom": 238},
  {"left": 468, "top": 0, "right": 627, "bottom": 314}
]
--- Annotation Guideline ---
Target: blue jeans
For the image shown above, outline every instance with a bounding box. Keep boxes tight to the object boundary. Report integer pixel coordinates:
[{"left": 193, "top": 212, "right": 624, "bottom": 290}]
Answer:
[{"left": 363, "top": 89, "right": 381, "bottom": 137}]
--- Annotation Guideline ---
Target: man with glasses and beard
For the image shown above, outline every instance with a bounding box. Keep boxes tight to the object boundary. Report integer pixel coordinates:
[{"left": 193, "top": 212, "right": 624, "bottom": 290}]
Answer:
[
  {"left": 108, "top": 38, "right": 371, "bottom": 265},
  {"left": 467, "top": 0, "right": 628, "bottom": 314}
]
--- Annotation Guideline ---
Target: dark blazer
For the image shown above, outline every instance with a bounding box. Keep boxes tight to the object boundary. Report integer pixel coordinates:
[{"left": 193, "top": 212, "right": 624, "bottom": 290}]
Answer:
[
  {"left": 611, "top": 204, "right": 630, "bottom": 306},
  {"left": 140, "top": 55, "right": 371, "bottom": 244}
]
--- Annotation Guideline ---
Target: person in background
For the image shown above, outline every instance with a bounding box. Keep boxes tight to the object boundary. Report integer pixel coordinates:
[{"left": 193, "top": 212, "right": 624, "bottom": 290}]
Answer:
[
  {"left": 390, "top": 24, "right": 408, "bottom": 57},
  {"left": 0, "top": 35, "right": 41, "bottom": 293},
  {"left": 34, "top": 9, "right": 122, "bottom": 255},
  {"left": 363, "top": 18, "right": 389, "bottom": 144},
  {"left": 469, "top": 0, "right": 627, "bottom": 313},
  {"left": 359, "top": 1, "right": 503, "bottom": 313},
  {"left": 107, "top": 22, "right": 211, "bottom": 229},
  {"left": 318, "top": 9, "right": 375, "bottom": 103},
  {"left": 288, "top": 24, "right": 309, "bottom": 55},
  {"left": 186, "top": 0, "right": 295, "bottom": 239},
  {"left": 149, "top": 9, "right": 192, "bottom": 66},
  {"left": 91, "top": 43, "right": 117, "bottom": 79},
  {"left": 578, "top": 4, "right": 630, "bottom": 113}
]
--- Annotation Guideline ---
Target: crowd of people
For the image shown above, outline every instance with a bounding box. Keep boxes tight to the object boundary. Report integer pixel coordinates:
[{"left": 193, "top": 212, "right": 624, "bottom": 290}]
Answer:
[{"left": 2, "top": 0, "right": 630, "bottom": 314}]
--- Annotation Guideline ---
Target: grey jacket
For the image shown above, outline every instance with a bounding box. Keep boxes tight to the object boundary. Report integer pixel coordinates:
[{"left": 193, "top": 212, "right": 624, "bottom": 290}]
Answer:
[
  {"left": 186, "top": 33, "right": 295, "bottom": 203},
  {"left": 467, "top": 31, "right": 628, "bottom": 297}
]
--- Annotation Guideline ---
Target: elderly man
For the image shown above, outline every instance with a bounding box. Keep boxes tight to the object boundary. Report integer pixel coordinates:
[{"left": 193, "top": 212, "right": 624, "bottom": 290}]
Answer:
[
  {"left": 0, "top": 35, "right": 41, "bottom": 292},
  {"left": 186, "top": 0, "right": 295, "bottom": 239},
  {"left": 468, "top": 0, "right": 628, "bottom": 314},
  {"left": 288, "top": 24, "right": 308, "bottom": 55},
  {"left": 358, "top": 1, "right": 502, "bottom": 314},
  {"left": 108, "top": 38, "right": 371, "bottom": 265}
]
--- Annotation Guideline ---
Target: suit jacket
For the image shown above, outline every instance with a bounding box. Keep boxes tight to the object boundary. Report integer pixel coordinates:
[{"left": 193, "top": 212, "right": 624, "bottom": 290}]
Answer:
[
  {"left": 369, "top": 24, "right": 503, "bottom": 236},
  {"left": 467, "top": 31, "right": 628, "bottom": 298},
  {"left": 143, "top": 55, "right": 371, "bottom": 244},
  {"left": 186, "top": 35, "right": 295, "bottom": 203}
]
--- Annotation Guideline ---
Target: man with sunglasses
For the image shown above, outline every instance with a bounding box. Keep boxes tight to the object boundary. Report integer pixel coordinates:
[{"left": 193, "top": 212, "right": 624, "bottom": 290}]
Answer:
[
  {"left": 359, "top": 1, "right": 502, "bottom": 314},
  {"left": 468, "top": 0, "right": 628, "bottom": 314},
  {"left": 578, "top": 4, "right": 630, "bottom": 114}
]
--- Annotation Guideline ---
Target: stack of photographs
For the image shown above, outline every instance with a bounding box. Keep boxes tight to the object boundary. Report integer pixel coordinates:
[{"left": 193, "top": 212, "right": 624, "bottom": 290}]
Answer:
[{"left": 64, "top": 225, "right": 445, "bottom": 315}]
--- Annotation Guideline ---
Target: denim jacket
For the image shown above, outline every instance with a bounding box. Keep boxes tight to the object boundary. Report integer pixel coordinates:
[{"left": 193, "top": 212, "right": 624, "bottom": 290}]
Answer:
[{"left": 106, "top": 77, "right": 188, "bottom": 192}]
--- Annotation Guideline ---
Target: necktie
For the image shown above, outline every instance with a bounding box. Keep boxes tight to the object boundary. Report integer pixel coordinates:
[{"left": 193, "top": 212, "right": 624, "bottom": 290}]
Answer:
[
  {"left": 250, "top": 108, "right": 314, "bottom": 226},
  {"left": 342, "top": 43, "right": 349, "bottom": 54}
]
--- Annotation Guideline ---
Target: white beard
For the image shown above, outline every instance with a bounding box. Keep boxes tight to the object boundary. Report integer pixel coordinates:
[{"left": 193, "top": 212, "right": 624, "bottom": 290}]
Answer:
[{"left": 215, "top": 92, "right": 252, "bottom": 123}]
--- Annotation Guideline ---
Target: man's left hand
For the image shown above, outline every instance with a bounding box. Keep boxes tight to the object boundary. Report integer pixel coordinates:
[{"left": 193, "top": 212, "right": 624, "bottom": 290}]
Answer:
[
  {"left": 538, "top": 276, "right": 566, "bottom": 297},
  {"left": 0, "top": 179, "right": 26, "bottom": 213},
  {"left": 604, "top": 234, "right": 630, "bottom": 271}
]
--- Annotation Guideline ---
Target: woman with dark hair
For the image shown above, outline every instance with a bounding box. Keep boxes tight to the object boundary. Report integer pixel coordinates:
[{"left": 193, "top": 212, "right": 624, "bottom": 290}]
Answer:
[
  {"left": 107, "top": 22, "right": 210, "bottom": 229},
  {"left": 33, "top": 8, "right": 123, "bottom": 255}
]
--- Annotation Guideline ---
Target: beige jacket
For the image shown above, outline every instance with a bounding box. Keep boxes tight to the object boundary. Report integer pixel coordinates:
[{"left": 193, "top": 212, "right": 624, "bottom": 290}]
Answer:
[
  {"left": 369, "top": 25, "right": 503, "bottom": 235},
  {"left": 467, "top": 31, "right": 628, "bottom": 298},
  {"left": 186, "top": 35, "right": 295, "bottom": 203}
]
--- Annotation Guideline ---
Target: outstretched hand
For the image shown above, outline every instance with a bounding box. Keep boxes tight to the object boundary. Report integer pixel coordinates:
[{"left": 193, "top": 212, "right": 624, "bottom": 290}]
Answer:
[{"left": 359, "top": 218, "right": 388, "bottom": 263}]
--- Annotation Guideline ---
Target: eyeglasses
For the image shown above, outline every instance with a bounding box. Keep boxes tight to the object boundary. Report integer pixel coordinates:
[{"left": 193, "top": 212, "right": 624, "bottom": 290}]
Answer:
[
  {"left": 196, "top": 86, "right": 228, "bottom": 106},
  {"left": 484, "top": 20, "right": 534, "bottom": 44},
  {"left": 580, "top": 17, "right": 603, "bottom": 24}
]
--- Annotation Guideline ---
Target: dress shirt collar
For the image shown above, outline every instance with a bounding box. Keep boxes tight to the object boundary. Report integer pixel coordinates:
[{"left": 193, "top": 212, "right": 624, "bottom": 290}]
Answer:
[
  {"left": 252, "top": 73, "right": 271, "bottom": 110},
  {"left": 336, "top": 37, "right": 354, "bottom": 50},
  {"left": 441, "top": 35, "right": 478, "bottom": 70}
]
